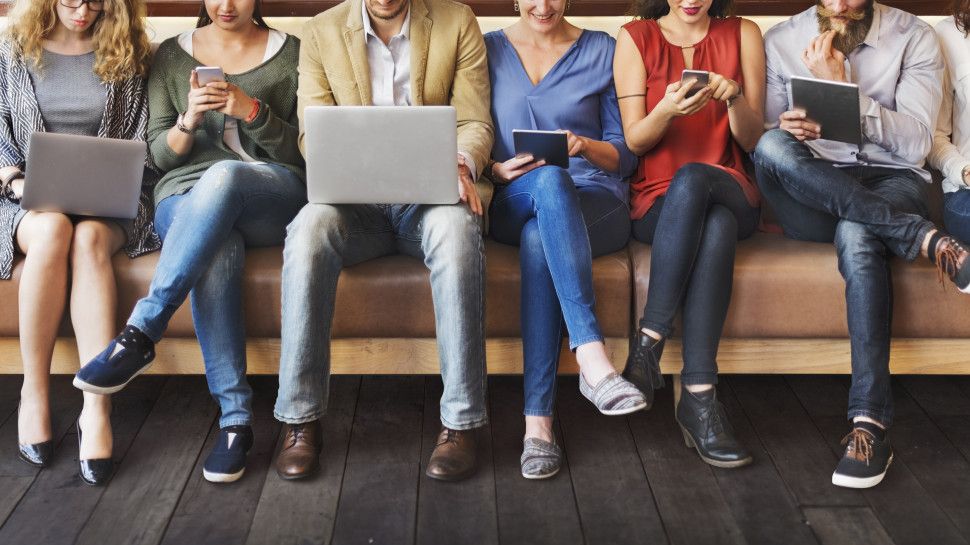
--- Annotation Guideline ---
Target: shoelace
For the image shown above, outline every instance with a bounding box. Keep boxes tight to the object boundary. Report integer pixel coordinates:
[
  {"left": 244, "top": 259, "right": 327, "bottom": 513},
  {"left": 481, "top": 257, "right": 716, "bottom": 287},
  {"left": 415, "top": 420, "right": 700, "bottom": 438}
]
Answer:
[
  {"left": 935, "top": 237, "right": 967, "bottom": 285},
  {"left": 436, "top": 429, "right": 458, "bottom": 447},
  {"left": 840, "top": 428, "right": 874, "bottom": 466},
  {"left": 288, "top": 424, "right": 309, "bottom": 447}
]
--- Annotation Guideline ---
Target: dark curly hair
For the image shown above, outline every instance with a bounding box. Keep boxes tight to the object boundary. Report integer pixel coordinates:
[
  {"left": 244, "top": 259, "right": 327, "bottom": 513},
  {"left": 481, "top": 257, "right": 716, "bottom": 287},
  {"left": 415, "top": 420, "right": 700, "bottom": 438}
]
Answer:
[
  {"left": 197, "top": 0, "right": 272, "bottom": 29},
  {"left": 630, "top": 0, "right": 734, "bottom": 19},
  {"left": 955, "top": 0, "right": 970, "bottom": 36}
]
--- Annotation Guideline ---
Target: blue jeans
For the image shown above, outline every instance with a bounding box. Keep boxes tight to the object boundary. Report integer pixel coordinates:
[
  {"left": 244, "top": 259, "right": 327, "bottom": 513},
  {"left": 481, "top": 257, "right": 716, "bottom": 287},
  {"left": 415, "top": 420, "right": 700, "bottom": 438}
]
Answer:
[
  {"left": 274, "top": 202, "right": 487, "bottom": 430},
  {"left": 754, "top": 129, "right": 933, "bottom": 427},
  {"left": 944, "top": 189, "right": 970, "bottom": 245},
  {"left": 632, "top": 163, "right": 760, "bottom": 386},
  {"left": 129, "top": 161, "right": 306, "bottom": 428},
  {"left": 490, "top": 166, "right": 629, "bottom": 417}
]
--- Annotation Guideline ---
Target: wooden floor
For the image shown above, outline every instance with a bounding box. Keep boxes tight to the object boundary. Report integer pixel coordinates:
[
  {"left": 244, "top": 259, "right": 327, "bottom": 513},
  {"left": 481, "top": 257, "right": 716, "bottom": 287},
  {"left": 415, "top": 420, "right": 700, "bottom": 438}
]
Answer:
[{"left": 2, "top": 375, "right": 970, "bottom": 545}]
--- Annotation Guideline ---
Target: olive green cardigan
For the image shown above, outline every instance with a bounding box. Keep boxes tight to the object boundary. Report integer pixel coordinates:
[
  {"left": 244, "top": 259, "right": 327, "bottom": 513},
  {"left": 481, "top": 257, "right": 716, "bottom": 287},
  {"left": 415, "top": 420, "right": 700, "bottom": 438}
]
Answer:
[{"left": 147, "top": 34, "right": 305, "bottom": 204}]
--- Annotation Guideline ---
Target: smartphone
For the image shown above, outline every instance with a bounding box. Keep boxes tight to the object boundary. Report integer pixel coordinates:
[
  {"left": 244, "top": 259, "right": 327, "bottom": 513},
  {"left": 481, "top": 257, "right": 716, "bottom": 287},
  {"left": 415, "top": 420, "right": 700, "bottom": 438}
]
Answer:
[
  {"left": 681, "top": 69, "right": 710, "bottom": 97},
  {"left": 195, "top": 66, "right": 225, "bottom": 86}
]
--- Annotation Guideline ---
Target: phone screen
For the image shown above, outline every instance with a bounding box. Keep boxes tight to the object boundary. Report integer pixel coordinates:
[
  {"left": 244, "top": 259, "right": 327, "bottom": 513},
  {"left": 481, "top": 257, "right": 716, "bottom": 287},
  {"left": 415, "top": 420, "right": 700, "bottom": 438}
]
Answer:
[
  {"left": 195, "top": 66, "right": 225, "bottom": 86},
  {"left": 681, "top": 70, "right": 710, "bottom": 97}
]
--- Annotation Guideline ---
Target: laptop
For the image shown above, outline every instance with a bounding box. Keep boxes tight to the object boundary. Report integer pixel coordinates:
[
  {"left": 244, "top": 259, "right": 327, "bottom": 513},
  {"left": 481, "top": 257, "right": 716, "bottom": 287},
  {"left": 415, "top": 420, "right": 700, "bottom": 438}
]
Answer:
[
  {"left": 304, "top": 106, "right": 459, "bottom": 204},
  {"left": 20, "top": 132, "right": 147, "bottom": 219}
]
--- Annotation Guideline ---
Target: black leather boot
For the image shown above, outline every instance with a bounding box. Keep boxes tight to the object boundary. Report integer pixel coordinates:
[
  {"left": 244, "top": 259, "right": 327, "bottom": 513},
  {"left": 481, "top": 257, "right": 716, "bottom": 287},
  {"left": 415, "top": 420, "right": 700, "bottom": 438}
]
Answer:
[
  {"left": 621, "top": 331, "right": 666, "bottom": 409},
  {"left": 676, "top": 386, "right": 752, "bottom": 468}
]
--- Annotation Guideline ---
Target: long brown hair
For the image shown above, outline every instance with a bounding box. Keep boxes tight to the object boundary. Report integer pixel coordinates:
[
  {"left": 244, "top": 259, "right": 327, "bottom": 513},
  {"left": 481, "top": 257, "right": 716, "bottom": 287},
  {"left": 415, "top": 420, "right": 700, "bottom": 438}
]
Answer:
[
  {"left": 196, "top": 1, "right": 272, "bottom": 29},
  {"left": 4, "top": 0, "right": 151, "bottom": 81},
  {"left": 630, "top": 0, "right": 734, "bottom": 19},
  {"left": 954, "top": 0, "right": 970, "bottom": 36}
]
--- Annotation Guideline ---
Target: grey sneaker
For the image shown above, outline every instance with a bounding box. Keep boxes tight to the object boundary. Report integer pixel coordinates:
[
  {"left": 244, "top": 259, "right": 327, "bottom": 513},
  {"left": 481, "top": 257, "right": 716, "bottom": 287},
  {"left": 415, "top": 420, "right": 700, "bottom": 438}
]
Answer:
[
  {"left": 520, "top": 438, "right": 562, "bottom": 480},
  {"left": 579, "top": 372, "right": 648, "bottom": 416}
]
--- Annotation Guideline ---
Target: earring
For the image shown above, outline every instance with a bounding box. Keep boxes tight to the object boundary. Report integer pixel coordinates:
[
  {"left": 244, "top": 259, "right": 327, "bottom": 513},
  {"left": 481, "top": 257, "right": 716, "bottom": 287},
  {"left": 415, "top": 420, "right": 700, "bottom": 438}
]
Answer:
[
  {"left": 513, "top": 1, "right": 519, "bottom": 12},
  {"left": 566, "top": 0, "right": 571, "bottom": 11}
]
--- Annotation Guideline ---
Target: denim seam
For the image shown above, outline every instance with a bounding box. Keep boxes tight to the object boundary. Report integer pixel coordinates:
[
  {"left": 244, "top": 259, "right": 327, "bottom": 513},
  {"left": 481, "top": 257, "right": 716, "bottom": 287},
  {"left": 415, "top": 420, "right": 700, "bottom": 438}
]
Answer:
[
  {"left": 847, "top": 408, "right": 892, "bottom": 427},
  {"left": 523, "top": 408, "right": 554, "bottom": 417},
  {"left": 219, "top": 417, "right": 252, "bottom": 428},
  {"left": 441, "top": 415, "right": 488, "bottom": 431},
  {"left": 568, "top": 334, "right": 604, "bottom": 351},
  {"left": 274, "top": 409, "right": 327, "bottom": 425},
  {"left": 584, "top": 201, "right": 627, "bottom": 229}
]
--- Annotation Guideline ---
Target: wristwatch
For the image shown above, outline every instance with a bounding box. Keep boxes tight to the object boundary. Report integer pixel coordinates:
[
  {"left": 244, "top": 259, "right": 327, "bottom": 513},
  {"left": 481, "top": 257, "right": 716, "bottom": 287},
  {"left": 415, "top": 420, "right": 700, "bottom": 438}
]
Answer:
[
  {"left": 176, "top": 114, "right": 194, "bottom": 134},
  {"left": 962, "top": 164, "right": 970, "bottom": 187},
  {"left": 726, "top": 88, "right": 743, "bottom": 109}
]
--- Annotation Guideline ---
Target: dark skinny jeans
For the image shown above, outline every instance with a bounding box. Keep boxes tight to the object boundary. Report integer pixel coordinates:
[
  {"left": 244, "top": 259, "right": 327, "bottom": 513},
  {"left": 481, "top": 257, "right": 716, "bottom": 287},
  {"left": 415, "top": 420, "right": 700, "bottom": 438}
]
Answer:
[{"left": 632, "top": 162, "right": 759, "bottom": 385}]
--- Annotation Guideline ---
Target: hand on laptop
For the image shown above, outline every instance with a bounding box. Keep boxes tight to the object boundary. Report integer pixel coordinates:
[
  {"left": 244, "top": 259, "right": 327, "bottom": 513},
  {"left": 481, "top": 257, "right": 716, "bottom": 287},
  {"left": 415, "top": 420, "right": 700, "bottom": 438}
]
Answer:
[
  {"left": 10, "top": 177, "right": 23, "bottom": 199},
  {"left": 779, "top": 110, "right": 822, "bottom": 141},
  {"left": 457, "top": 154, "right": 483, "bottom": 216},
  {"left": 184, "top": 70, "right": 229, "bottom": 130},
  {"left": 490, "top": 154, "right": 546, "bottom": 185},
  {"left": 801, "top": 30, "right": 847, "bottom": 83}
]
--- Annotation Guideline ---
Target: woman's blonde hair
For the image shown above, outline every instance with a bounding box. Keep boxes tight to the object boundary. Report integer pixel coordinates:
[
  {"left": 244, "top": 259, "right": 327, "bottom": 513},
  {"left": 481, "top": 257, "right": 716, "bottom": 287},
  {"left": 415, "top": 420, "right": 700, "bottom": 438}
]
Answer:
[{"left": 5, "top": 0, "right": 151, "bottom": 82}]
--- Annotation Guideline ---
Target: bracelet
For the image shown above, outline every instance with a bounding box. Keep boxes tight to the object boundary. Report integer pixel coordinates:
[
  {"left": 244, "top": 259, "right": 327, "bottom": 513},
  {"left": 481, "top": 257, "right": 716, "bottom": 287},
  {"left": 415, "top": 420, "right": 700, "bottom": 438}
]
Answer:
[
  {"left": 176, "top": 114, "right": 193, "bottom": 134},
  {"left": 962, "top": 164, "right": 970, "bottom": 186},
  {"left": 726, "top": 89, "right": 743, "bottom": 109},
  {"left": 244, "top": 99, "right": 261, "bottom": 124}
]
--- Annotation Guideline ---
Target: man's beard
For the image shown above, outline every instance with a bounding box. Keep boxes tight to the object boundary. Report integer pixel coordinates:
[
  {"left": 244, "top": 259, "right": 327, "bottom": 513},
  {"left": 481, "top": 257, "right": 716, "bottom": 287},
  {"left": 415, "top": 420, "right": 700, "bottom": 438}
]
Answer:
[
  {"left": 368, "top": 0, "right": 410, "bottom": 21},
  {"left": 816, "top": 1, "right": 874, "bottom": 55}
]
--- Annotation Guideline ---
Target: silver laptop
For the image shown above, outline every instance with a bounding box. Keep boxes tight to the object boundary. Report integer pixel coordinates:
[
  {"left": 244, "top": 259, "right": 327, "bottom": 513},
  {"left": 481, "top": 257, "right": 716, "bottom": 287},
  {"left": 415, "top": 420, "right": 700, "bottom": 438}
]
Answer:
[
  {"left": 304, "top": 106, "right": 459, "bottom": 204},
  {"left": 21, "top": 132, "right": 146, "bottom": 219}
]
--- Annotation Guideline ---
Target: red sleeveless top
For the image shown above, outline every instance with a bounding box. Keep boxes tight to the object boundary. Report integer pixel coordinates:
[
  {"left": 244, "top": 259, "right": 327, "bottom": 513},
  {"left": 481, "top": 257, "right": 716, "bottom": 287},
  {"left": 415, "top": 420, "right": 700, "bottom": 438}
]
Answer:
[{"left": 624, "top": 17, "right": 760, "bottom": 219}]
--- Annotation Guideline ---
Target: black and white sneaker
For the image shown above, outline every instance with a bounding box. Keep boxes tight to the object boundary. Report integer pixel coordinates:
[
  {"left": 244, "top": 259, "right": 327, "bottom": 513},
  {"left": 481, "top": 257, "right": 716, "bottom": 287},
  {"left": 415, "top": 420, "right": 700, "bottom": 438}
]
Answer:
[
  {"left": 73, "top": 325, "right": 155, "bottom": 395},
  {"left": 203, "top": 425, "right": 254, "bottom": 483},
  {"left": 831, "top": 426, "right": 893, "bottom": 489},
  {"left": 934, "top": 236, "right": 970, "bottom": 294}
]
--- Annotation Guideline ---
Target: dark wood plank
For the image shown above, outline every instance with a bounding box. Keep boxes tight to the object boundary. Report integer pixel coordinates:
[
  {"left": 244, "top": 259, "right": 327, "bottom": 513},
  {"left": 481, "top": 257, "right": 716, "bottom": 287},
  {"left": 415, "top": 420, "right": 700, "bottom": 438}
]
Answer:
[
  {"left": 161, "top": 377, "right": 282, "bottom": 545},
  {"left": 329, "top": 375, "right": 425, "bottom": 545},
  {"left": 0, "top": 377, "right": 166, "bottom": 545},
  {"left": 416, "top": 377, "right": 498, "bottom": 545},
  {"left": 787, "top": 375, "right": 969, "bottom": 545},
  {"left": 627, "top": 384, "right": 744, "bottom": 545},
  {"left": 899, "top": 376, "right": 970, "bottom": 417},
  {"left": 0, "top": 376, "right": 22, "bottom": 429},
  {"left": 802, "top": 507, "right": 895, "bottom": 545},
  {"left": 731, "top": 375, "right": 865, "bottom": 507},
  {"left": 715, "top": 378, "right": 819, "bottom": 545},
  {"left": 489, "top": 376, "right": 584, "bottom": 545},
  {"left": 74, "top": 376, "right": 218, "bottom": 545},
  {"left": 245, "top": 375, "right": 361, "bottom": 545},
  {"left": 555, "top": 376, "right": 667, "bottom": 545},
  {"left": 0, "top": 377, "right": 85, "bottom": 527},
  {"left": 8, "top": 0, "right": 942, "bottom": 17}
]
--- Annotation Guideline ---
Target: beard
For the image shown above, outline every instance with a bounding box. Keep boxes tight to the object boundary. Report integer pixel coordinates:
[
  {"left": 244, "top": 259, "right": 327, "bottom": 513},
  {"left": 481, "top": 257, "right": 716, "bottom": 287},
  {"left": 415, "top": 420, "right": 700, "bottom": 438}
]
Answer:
[{"left": 816, "top": 0, "right": 875, "bottom": 55}]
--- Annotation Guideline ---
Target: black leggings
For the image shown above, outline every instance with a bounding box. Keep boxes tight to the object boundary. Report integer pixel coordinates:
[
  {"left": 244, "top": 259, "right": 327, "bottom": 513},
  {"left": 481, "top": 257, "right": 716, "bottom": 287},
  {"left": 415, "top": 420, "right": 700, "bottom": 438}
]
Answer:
[{"left": 632, "top": 163, "right": 759, "bottom": 385}]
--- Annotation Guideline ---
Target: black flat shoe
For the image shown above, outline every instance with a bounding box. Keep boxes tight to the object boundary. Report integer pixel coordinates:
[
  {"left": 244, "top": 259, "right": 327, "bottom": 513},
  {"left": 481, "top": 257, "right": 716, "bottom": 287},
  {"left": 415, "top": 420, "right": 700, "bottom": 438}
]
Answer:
[
  {"left": 676, "top": 386, "right": 752, "bottom": 468},
  {"left": 77, "top": 421, "right": 113, "bottom": 486},
  {"left": 621, "top": 330, "right": 666, "bottom": 409},
  {"left": 18, "top": 440, "right": 54, "bottom": 468}
]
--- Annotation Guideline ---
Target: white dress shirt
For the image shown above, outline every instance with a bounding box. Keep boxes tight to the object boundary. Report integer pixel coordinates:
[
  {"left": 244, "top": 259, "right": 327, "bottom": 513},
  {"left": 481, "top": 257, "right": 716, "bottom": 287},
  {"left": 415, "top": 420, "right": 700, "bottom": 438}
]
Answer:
[
  {"left": 361, "top": 2, "right": 476, "bottom": 178},
  {"left": 764, "top": 3, "right": 944, "bottom": 181},
  {"left": 930, "top": 17, "right": 970, "bottom": 194}
]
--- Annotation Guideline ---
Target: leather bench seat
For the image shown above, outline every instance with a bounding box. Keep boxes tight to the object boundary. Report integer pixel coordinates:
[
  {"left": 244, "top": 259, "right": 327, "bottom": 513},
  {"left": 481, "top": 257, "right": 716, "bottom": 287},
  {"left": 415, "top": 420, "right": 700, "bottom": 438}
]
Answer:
[
  {"left": 0, "top": 239, "right": 631, "bottom": 339},
  {"left": 632, "top": 233, "right": 970, "bottom": 338}
]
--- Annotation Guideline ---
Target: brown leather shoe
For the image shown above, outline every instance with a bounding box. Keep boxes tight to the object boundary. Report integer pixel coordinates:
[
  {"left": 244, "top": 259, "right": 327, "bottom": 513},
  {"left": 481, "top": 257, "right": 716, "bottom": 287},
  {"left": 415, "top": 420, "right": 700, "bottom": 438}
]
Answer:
[
  {"left": 426, "top": 427, "right": 477, "bottom": 481},
  {"left": 275, "top": 421, "right": 322, "bottom": 480}
]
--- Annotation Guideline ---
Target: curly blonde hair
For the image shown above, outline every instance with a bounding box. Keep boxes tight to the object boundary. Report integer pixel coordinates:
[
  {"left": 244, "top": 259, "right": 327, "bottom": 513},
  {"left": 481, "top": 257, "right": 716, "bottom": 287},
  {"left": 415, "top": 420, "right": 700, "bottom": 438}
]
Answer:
[{"left": 4, "top": 0, "right": 151, "bottom": 82}]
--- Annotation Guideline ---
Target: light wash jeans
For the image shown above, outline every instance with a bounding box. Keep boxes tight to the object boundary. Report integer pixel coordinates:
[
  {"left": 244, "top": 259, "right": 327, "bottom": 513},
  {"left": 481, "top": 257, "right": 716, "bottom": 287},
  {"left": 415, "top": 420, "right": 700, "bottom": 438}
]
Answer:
[
  {"left": 129, "top": 160, "right": 306, "bottom": 428},
  {"left": 274, "top": 202, "right": 488, "bottom": 430}
]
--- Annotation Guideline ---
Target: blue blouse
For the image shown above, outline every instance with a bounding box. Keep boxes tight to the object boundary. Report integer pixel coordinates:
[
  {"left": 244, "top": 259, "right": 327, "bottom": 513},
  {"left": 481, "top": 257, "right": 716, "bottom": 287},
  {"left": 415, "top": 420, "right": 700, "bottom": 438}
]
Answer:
[{"left": 485, "top": 29, "right": 637, "bottom": 204}]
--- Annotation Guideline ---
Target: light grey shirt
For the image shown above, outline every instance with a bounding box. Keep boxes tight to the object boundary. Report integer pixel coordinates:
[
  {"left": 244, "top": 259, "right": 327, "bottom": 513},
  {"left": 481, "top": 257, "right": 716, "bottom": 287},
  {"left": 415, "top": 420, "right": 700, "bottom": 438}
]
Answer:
[
  {"left": 929, "top": 17, "right": 970, "bottom": 194},
  {"left": 763, "top": 3, "right": 944, "bottom": 181},
  {"left": 27, "top": 50, "right": 105, "bottom": 137},
  {"left": 361, "top": 2, "right": 476, "bottom": 178}
]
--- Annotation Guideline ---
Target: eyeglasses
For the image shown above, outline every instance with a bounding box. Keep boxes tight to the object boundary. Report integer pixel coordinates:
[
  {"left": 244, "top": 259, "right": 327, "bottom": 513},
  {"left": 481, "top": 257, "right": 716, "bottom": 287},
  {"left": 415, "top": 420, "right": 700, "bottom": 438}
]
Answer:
[{"left": 59, "top": 0, "right": 105, "bottom": 12}]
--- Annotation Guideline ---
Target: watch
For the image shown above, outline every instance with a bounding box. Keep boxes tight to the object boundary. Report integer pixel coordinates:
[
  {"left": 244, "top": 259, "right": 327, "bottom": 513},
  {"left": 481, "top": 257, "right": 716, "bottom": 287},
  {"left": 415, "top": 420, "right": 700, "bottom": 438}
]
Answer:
[
  {"left": 726, "top": 88, "right": 743, "bottom": 109},
  {"left": 176, "top": 114, "right": 194, "bottom": 134},
  {"left": 962, "top": 164, "right": 970, "bottom": 186}
]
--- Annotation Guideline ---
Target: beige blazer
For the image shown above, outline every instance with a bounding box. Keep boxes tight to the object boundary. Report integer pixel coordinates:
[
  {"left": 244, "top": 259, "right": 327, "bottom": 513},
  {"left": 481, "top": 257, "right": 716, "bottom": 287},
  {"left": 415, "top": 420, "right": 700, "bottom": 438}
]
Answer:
[{"left": 297, "top": 0, "right": 494, "bottom": 182}]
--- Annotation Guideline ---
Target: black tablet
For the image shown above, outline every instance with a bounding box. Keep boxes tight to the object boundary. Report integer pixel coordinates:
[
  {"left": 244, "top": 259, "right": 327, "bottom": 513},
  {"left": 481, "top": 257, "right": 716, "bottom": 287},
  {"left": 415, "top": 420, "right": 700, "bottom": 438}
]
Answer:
[
  {"left": 789, "top": 76, "right": 862, "bottom": 148},
  {"left": 512, "top": 129, "right": 570, "bottom": 169}
]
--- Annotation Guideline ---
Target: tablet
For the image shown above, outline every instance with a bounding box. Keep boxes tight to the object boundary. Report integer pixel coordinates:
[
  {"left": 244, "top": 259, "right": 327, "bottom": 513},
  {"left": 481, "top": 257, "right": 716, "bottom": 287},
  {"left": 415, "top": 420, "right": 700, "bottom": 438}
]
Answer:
[
  {"left": 789, "top": 76, "right": 862, "bottom": 147},
  {"left": 512, "top": 129, "right": 569, "bottom": 169}
]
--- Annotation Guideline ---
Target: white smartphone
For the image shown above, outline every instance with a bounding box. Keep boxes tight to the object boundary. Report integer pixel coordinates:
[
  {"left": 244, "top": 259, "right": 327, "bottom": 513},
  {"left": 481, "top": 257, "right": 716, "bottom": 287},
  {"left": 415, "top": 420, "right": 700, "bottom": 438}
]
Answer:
[
  {"left": 681, "top": 69, "right": 710, "bottom": 97},
  {"left": 195, "top": 66, "right": 225, "bottom": 86}
]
